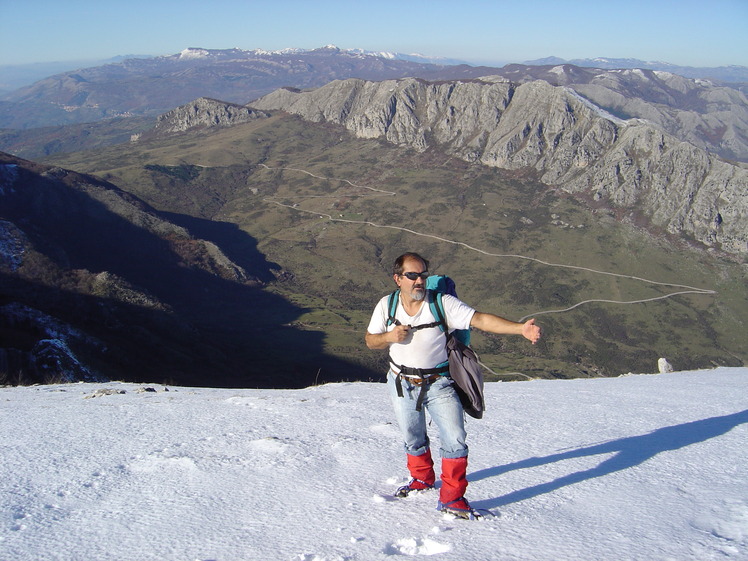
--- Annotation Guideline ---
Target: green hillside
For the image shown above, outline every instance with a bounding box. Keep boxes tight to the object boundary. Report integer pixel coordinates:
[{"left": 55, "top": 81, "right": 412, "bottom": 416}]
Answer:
[{"left": 46, "top": 114, "right": 747, "bottom": 381}]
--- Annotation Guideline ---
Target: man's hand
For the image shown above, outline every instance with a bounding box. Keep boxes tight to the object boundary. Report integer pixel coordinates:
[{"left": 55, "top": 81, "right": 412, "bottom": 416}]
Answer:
[
  {"left": 388, "top": 324, "right": 411, "bottom": 343},
  {"left": 365, "top": 325, "right": 412, "bottom": 349},
  {"left": 471, "top": 312, "right": 542, "bottom": 344},
  {"left": 522, "top": 318, "right": 542, "bottom": 344}
]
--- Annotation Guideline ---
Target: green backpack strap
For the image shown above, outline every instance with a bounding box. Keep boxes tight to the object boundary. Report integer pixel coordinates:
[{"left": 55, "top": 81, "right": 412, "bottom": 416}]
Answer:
[
  {"left": 387, "top": 289, "right": 401, "bottom": 326},
  {"left": 428, "top": 289, "right": 471, "bottom": 346},
  {"left": 389, "top": 289, "right": 444, "bottom": 332},
  {"left": 428, "top": 291, "right": 448, "bottom": 334}
]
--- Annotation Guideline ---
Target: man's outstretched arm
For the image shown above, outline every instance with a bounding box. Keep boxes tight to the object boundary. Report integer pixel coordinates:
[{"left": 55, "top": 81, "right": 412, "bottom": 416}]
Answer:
[{"left": 470, "top": 312, "right": 542, "bottom": 344}]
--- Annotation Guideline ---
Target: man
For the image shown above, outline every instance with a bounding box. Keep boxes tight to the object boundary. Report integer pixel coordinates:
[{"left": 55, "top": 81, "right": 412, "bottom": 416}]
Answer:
[{"left": 365, "top": 252, "right": 541, "bottom": 519}]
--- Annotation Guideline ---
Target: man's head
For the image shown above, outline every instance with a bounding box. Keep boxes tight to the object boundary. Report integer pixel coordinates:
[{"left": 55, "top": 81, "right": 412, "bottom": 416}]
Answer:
[{"left": 393, "top": 252, "right": 430, "bottom": 302}]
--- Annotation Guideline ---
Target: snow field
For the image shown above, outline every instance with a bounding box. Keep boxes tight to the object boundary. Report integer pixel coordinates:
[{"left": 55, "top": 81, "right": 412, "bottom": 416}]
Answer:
[{"left": 1, "top": 368, "right": 747, "bottom": 560}]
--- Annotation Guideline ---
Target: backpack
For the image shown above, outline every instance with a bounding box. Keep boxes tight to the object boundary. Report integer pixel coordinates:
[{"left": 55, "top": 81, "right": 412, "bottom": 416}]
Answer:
[{"left": 386, "top": 275, "right": 486, "bottom": 419}]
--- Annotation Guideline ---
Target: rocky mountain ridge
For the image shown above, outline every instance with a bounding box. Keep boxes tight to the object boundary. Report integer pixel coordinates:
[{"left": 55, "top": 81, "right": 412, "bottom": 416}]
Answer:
[
  {"left": 525, "top": 56, "right": 748, "bottom": 83},
  {"left": 25, "top": 107, "right": 748, "bottom": 381},
  {"left": 451, "top": 65, "right": 748, "bottom": 163},
  {"left": 0, "top": 47, "right": 460, "bottom": 129},
  {"left": 149, "top": 97, "right": 269, "bottom": 135},
  {"left": 171, "top": 45, "right": 468, "bottom": 65},
  {"left": 248, "top": 77, "right": 748, "bottom": 256},
  {"left": 2, "top": 48, "right": 746, "bottom": 165}
]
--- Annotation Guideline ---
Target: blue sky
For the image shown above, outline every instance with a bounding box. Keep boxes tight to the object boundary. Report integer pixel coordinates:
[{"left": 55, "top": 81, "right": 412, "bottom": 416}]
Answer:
[{"left": 1, "top": 0, "right": 746, "bottom": 68}]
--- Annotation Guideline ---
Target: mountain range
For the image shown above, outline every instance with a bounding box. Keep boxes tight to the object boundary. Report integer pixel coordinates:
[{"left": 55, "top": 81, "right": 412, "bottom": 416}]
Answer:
[
  {"left": 0, "top": 46, "right": 471, "bottom": 129},
  {"left": 250, "top": 77, "right": 747, "bottom": 256},
  {"left": 2, "top": 47, "right": 747, "bottom": 165},
  {"left": 524, "top": 56, "right": 748, "bottom": 83},
  {"left": 2, "top": 48, "right": 745, "bottom": 96},
  {"left": 1, "top": 47, "right": 746, "bottom": 387}
]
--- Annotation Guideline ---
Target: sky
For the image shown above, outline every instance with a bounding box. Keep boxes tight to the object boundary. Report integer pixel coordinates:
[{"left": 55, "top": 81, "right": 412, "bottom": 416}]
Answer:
[
  {"left": 1, "top": 0, "right": 747, "bottom": 68},
  {"left": 2, "top": 368, "right": 747, "bottom": 560}
]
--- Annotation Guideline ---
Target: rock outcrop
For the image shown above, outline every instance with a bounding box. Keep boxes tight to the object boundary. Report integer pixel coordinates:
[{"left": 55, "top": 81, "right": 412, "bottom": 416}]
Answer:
[
  {"left": 152, "top": 97, "right": 269, "bottom": 134},
  {"left": 250, "top": 77, "right": 748, "bottom": 255}
]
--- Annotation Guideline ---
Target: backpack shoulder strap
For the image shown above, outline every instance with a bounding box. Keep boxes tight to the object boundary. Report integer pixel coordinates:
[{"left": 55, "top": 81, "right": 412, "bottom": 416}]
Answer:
[
  {"left": 388, "top": 289, "right": 444, "bottom": 332},
  {"left": 387, "top": 289, "right": 401, "bottom": 326},
  {"left": 428, "top": 290, "right": 448, "bottom": 334}
]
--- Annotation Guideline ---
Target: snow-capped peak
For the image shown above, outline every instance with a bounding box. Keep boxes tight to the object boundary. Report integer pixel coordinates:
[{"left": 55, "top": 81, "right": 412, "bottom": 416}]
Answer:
[
  {"left": 178, "top": 48, "right": 211, "bottom": 59},
  {"left": 167, "top": 46, "right": 464, "bottom": 66}
]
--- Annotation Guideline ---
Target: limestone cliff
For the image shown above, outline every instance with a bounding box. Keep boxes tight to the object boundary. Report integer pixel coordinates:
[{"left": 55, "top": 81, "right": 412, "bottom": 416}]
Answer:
[
  {"left": 152, "top": 97, "right": 268, "bottom": 134},
  {"left": 250, "top": 77, "right": 748, "bottom": 255}
]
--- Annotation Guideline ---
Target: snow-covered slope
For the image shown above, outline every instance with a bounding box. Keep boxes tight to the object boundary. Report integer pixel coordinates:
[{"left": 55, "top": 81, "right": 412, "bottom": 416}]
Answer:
[{"left": 2, "top": 368, "right": 747, "bottom": 560}]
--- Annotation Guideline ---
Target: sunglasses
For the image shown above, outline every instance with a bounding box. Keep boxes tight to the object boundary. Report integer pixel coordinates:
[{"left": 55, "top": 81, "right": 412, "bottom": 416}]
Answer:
[{"left": 401, "top": 271, "right": 430, "bottom": 281}]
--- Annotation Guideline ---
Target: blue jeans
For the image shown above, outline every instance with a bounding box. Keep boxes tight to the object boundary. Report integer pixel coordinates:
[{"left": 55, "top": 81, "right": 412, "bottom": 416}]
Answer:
[{"left": 387, "top": 371, "right": 468, "bottom": 459}]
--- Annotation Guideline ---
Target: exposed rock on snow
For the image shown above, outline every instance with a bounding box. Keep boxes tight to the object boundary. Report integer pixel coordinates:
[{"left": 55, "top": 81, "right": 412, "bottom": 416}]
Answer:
[{"left": 658, "top": 357, "right": 675, "bottom": 373}]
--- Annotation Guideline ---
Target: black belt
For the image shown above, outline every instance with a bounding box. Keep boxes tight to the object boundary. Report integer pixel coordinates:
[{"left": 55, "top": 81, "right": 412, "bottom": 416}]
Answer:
[
  {"left": 404, "top": 373, "right": 442, "bottom": 386},
  {"left": 391, "top": 362, "right": 450, "bottom": 412}
]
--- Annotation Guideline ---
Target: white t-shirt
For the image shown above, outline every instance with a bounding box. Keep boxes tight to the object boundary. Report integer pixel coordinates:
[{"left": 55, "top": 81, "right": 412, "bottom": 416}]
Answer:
[{"left": 367, "top": 291, "right": 475, "bottom": 372}]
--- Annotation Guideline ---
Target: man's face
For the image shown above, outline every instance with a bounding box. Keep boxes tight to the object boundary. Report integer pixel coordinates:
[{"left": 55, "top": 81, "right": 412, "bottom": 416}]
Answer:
[{"left": 396, "top": 258, "right": 428, "bottom": 301}]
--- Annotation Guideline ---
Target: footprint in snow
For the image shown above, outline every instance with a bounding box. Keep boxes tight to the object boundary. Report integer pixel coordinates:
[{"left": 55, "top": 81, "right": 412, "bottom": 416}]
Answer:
[{"left": 383, "top": 537, "right": 452, "bottom": 556}]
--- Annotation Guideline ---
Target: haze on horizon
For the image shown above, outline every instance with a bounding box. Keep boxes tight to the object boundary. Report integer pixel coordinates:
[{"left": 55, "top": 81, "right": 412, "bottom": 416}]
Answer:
[{"left": 1, "top": 0, "right": 747, "bottom": 69}]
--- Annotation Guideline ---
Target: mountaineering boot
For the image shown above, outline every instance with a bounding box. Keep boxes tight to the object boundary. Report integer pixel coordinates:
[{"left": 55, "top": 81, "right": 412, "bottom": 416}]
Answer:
[
  {"left": 394, "top": 449, "right": 436, "bottom": 497},
  {"left": 439, "top": 497, "right": 483, "bottom": 519},
  {"left": 437, "top": 456, "right": 474, "bottom": 518}
]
